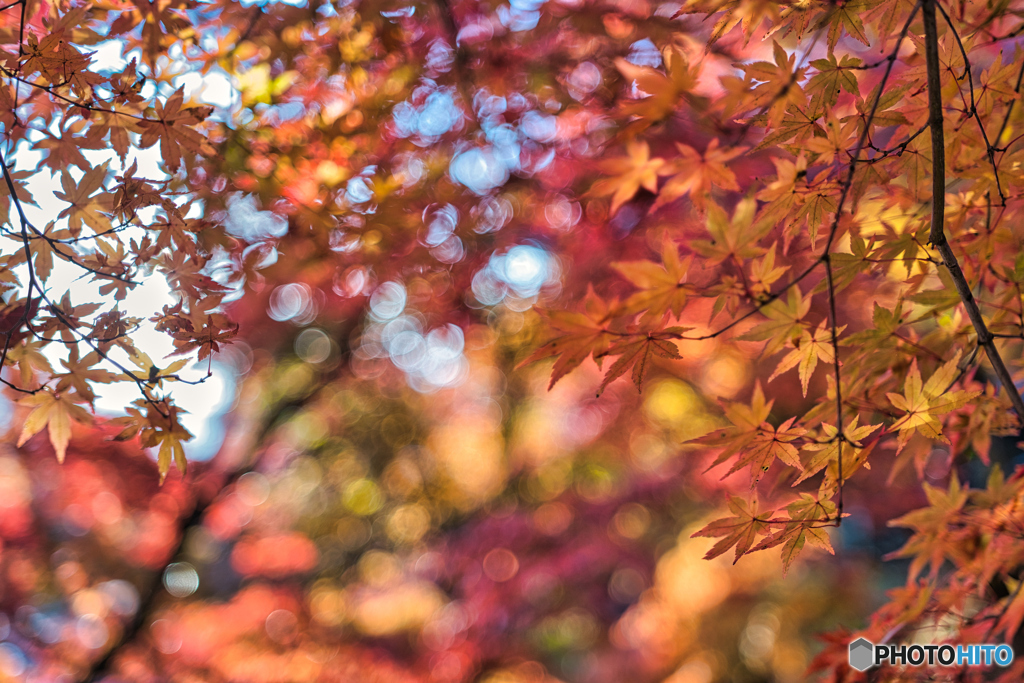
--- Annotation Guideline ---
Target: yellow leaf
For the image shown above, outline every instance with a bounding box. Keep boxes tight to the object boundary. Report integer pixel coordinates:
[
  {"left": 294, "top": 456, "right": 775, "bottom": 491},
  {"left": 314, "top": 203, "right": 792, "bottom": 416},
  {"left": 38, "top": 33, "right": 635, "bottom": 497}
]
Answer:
[
  {"left": 768, "top": 321, "right": 844, "bottom": 396},
  {"left": 590, "top": 141, "right": 667, "bottom": 214},
  {"left": 157, "top": 432, "right": 187, "bottom": 482},
  {"left": 16, "top": 392, "right": 91, "bottom": 463},
  {"left": 795, "top": 417, "right": 880, "bottom": 486},
  {"left": 614, "top": 47, "right": 698, "bottom": 122},
  {"left": 611, "top": 237, "right": 695, "bottom": 320},
  {"left": 692, "top": 198, "right": 768, "bottom": 265},
  {"left": 886, "top": 353, "right": 981, "bottom": 452},
  {"left": 726, "top": 416, "right": 806, "bottom": 487}
]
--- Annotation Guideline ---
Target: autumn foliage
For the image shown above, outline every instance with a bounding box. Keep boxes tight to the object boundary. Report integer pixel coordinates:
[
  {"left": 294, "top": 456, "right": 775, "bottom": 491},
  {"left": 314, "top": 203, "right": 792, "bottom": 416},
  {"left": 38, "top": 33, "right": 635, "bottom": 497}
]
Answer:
[{"left": 4, "top": 0, "right": 1024, "bottom": 680}]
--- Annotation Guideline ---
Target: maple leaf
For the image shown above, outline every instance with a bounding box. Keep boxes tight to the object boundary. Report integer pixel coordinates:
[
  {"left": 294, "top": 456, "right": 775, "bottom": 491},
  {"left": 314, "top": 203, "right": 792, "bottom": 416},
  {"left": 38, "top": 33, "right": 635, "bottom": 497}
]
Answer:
[
  {"left": 740, "top": 41, "right": 808, "bottom": 128},
  {"left": 111, "top": 160, "right": 167, "bottom": 223},
  {"left": 862, "top": 0, "right": 916, "bottom": 53},
  {"left": 112, "top": 397, "right": 194, "bottom": 481},
  {"left": 887, "top": 352, "right": 981, "bottom": 452},
  {"left": 696, "top": 381, "right": 775, "bottom": 467},
  {"left": 611, "top": 238, "right": 696, "bottom": 321},
  {"left": 87, "top": 106, "right": 144, "bottom": 163},
  {"left": 155, "top": 430, "right": 189, "bottom": 481},
  {"left": 753, "top": 112, "right": 824, "bottom": 151},
  {"left": 37, "top": 291, "right": 101, "bottom": 344},
  {"left": 596, "top": 328, "right": 687, "bottom": 394},
  {"left": 840, "top": 299, "right": 913, "bottom": 378},
  {"left": 82, "top": 240, "right": 136, "bottom": 301},
  {"left": 150, "top": 210, "right": 203, "bottom": 256},
  {"left": 791, "top": 185, "right": 839, "bottom": 249},
  {"left": 54, "top": 163, "right": 113, "bottom": 236},
  {"left": 167, "top": 314, "right": 239, "bottom": 361},
  {"left": 22, "top": 31, "right": 96, "bottom": 92},
  {"left": 813, "top": 236, "right": 872, "bottom": 295},
  {"left": 110, "top": 0, "right": 192, "bottom": 64},
  {"left": 795, "top": 417, "right": 881, "bottom": 487},
  {"left": 519, "top": 288, "right": 619, "bottom": 389},
  {"left": 849, "top": 81, "right": 911, "bottom": 131},
  {"left": 54, "top": 349, "right": 118, "bottom": 406},
  {"left": 90, "top": 307, "right": 140, "bottom": 356},
  {"left": 589, "top": 140, "right": 666, "bottom": 214},
  {"left": 748, "top": 242, "right": 789, "bottom": 298},
  {"left": 108, "top": 398, "right": 150, "bottom": 442},
  {"left": 907, "top": 267, "right": 963, "bottom": 317},
  {"left": 887, "top": 474, "right": 969, "bottom": 579},
  {"left": 755, "top": 155, "right": 808, "bottom": 204},
  {"left": 970, "top": 465, "right": 1024, "bottom": 510},
  {"left": 955, "top": 382, "right": 1021, "bottom": 463},
  {"left": 802, "top": 109, "right": 852, "bottom": 166},
  {"left": 677, "top": 0, "right": 782, "bottom": 46},
  {"left": 126, "top": 348, "right": 189, "bottom": 389},
  {"left": 738, "top": 285, "right": 811, "bottom": 355},
  {"left": 653, "top": 139, "right": 746, "bottom": 211},
  {"left": 145, "top": 401, "right": 194, "bottom": 481},
  {"left": 29, "top": 222, "right": 61, "bottom": 282},
  {"left": 16, "top": 391, "right": 92, "bottom": 463},
  {"left": 995, "top": 580, "right": 1024, "bottom": 643},
  {"left": 691, "top": 495, "right": 773, "bottom": 563},
  {"left": 138, "top": 88, "right": 215, "bottom": 172},
  {"left": 707, "top": 275, "right": 747, "bottom": 322},
  {"left": 750, "top": 494, "right": 837, "bottom": 573},
  {"left": 6, "top": 340, "right": 53, "bottom": 388},
  {"left": 158, "top": 250, "right": 229, "bottom": 300},
  {"left": 691, "top": 198, "right": 769, "bottom": 265},
  {"left": 32, "top": 118, "right": 104, "bottom": 172},
  {"left": 107, "top": 62, "right": 146, "bottom": 106},
  {"left": 806, "top": 54, "right": 862, "bottom": 117},
  {"left": 615, "top": 47, "right": 699, "bottom": 123},
  {"left": 768, "top": 321, "right": 845, "bottom": 397},
  {"left": 726, "top": 416, "right": 807, "bottom": 487},
  {"left": 753, "top": 155, "right": 840, "bottom": 249},
  {"left": 824, "top": 0, "right": 874, "bottom": 51}
]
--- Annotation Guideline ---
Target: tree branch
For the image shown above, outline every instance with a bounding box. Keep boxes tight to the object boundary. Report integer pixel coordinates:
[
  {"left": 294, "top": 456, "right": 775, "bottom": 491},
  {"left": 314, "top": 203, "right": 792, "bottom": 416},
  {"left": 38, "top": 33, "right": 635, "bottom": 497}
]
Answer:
[
  {"left": 923, "top": 0, "right": 1024, "bottom": 421},
  {"left": 80, "top": 400, "right": 299, "bottom": 682}
]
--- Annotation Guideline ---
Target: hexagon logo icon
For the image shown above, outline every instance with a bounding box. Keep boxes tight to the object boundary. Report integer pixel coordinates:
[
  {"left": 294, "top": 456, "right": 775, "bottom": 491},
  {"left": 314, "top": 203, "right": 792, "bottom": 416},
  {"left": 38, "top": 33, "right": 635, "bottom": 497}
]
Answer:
[{"left": 849, "top": 637, "right": 875, "bottom": 672}]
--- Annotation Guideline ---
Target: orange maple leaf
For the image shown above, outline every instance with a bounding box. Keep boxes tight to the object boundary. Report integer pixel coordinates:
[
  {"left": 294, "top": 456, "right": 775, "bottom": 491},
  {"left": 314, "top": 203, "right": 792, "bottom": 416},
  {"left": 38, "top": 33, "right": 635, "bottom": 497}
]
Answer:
[
  {"left": 654, "top": 139, "right": 746, "bottom": 211},
  {"left": 692, "top": 496, "right": 773, "bottom": 563},
  {"left": 589, "top": 140, "right": 667, "bottom": 214}
]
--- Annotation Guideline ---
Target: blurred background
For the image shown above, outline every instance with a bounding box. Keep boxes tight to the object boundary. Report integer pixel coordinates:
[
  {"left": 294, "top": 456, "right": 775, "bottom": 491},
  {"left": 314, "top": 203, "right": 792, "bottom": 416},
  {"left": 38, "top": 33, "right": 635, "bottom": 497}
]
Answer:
[{"left": 0, "top": 291, "right": 946, "bottom": 683}]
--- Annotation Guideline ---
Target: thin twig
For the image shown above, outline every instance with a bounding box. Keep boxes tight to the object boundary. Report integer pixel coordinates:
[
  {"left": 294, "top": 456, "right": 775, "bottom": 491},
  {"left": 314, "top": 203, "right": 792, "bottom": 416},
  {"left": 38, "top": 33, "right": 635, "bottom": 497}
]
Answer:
[
  {"left": 936, "top": 0, "right": 1006, "bottom": 203},
  {"left": 993, "top": 52, "right": 1024, "bottom": 154}
]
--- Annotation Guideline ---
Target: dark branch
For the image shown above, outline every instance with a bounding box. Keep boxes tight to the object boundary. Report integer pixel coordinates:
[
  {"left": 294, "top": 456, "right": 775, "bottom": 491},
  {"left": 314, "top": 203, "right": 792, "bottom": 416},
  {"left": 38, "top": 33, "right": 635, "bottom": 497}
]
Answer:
[{"left": 923, "top": 0, "right": 1024, "bottom": 422}]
